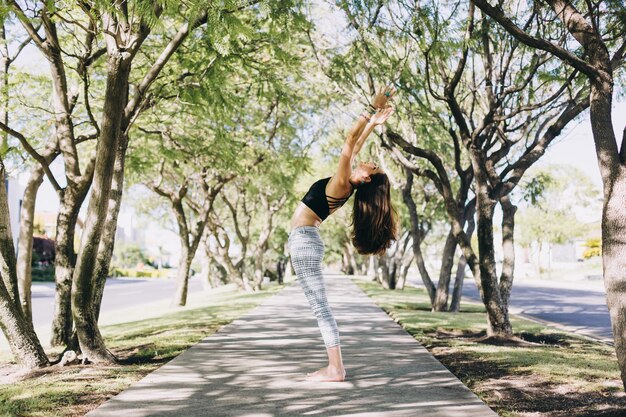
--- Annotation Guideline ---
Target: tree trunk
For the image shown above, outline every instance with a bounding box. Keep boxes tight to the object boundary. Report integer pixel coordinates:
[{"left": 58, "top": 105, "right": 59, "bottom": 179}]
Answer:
[
  {"left": 210, "top": 225, "right": 250, "bottom": 291},
  {"left": 72, "top": 53, "right": 131, "bottom": 364},
  {"left": 450, "top": 204, "right": 476, "bottom": 312},
  {"left": 410, "top": 227, "right": 435, "bottom": 297},
  {"left": 199, "top": 241, "right": 214, "bottom": 291},
  {"left": 378, "top": 256, "right": 391, "bottom": 289},
  {"left": 433, "top": 229, "right": 457, "bottom": 311},
  {"left": 223, "top": 257, "right": 248, "bottom": 290},
  {"left": 474, "top": 175, "right": 512, "bottom": 337},
  {"left": 0, "top": 284, "right": 49, "bottom": 368},
  {"left": 376, "top": 237, "right": 409, "bottom": 291},
  {"left": 499, "top": 195, "right": 517, "bottom": 311},
  {"left": 172, "top": 249, "right": 193, "bottom": 306},
  {"left": 603, "top": 169, "right": 626, "bottom": 387},
  {"left": 396, "top": 250, "right": 413, "bottom": 291},
  {"left": 252, "top": 242, "right": 269, "bottom": 291},
  {"left": 16, "top": 167, "right": 45, "bottom": 323},
  {"left": 253, "top": 263, "right": 264, "bottom": 291},
  {"left": 210, "top": 258, "right": 226, "bottom": 287},
  {"left": 450, "top": 255, "right": 466, "bottom": 312},
  {"left": 0, "top": 162, "right": 49, "bottom": 367},
  {"left": 51, "top": 186, "right": 87, "bottom": 347},
  {"left": 345, "top": 242, "right": 358, "bottom": 275},
  {"left": 0, "top": 179, "right": 20, "bottom": 307},
  {"left": 285, "top": 254, "right": 294, "bottom": 281},
  {"left": 0, "top": 25, "right": 8, "bottom": 156},
  {"left": 16, "top": 139, "right": 59, "bottom": 324},
  {"left": 93, "top": 135, "right": 128, "bottom": 321},
  {"left": 342, "top": 245, "right": 354, "bottom": 275},
  {"left": 201, "top": 235, "right": 225, "bottom": 289},
  {"left": 277, "top": 258, "right": 286, "bottom": 285},
  {"left": 402, "top": 171, "right": 436, "bottom": 303},
  {"left": 367, "top": 255, "right": 376, "bottom": 278},
  {"left": 169, "top": 190, "right": 216, "bottom": 305},
  {"left": 589, "top": 73, "right": 626, "bottom": 390},
  {"left": 389, "top": 259, "right": 397, "bottom": 290}
]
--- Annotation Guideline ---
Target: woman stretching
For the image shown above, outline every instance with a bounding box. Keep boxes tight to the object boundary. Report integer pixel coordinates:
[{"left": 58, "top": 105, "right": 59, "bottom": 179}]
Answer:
[{"left": 288, "top": 86, "right": 398, "bottom": 382}]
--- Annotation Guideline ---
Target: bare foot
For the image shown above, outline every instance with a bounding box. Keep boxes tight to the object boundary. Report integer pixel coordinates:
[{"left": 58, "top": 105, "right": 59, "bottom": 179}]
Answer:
[{"left": 305, "top": 366, "right": 346, "bottom": 382}]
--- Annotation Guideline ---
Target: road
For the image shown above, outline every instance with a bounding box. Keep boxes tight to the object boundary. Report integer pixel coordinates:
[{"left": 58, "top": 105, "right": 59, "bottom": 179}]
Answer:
[
  {"left": 408, "top": 275, "right": 613, "bottom": 343},
  {"left": 1, "top": 277, "right": 204, "bottom": 350}
]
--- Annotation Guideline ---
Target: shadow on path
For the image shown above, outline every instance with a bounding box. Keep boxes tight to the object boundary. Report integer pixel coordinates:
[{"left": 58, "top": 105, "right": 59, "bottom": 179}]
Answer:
[{"left": 86, "top": 276, "right": 497, "bottom": 417}]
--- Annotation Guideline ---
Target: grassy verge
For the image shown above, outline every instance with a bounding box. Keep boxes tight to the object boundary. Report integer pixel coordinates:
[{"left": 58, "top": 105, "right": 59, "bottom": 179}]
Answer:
[
  {"left": 0, "top": 283, "right": 282, "bottom": 417},
  {"left": 353, "top": 278, "right": 626, "bottom": 417}
]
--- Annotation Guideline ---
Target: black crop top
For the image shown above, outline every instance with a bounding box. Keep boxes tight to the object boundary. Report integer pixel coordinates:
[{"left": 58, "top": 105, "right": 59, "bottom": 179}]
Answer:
[{"left": 301, "top": 177, "right": 354, "bottom": 221}]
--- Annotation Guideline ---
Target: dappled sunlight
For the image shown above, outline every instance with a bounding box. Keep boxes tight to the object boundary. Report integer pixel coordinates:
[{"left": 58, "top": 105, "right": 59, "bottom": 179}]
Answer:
[
  {"left": 85, "top": 277, "right": 496, "bottom": 417},
  {"left": 357, "top": 279, "right": 626, "bottom": 415}
]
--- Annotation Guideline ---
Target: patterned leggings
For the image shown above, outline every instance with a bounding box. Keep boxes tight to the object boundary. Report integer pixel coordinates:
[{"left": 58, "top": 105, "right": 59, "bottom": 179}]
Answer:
[{"left": 288, "top": 226, "right": 340, "bottom": 348}]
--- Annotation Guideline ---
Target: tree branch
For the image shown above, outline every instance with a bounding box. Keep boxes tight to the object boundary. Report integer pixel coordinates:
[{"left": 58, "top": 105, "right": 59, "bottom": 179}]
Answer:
[
  {"left": 8, "top": 0, "right": 46, "bottom": 49},
  {"left": 124, "top": 11, "right": 209, "bottom": 124},
  {"left": 500, "top": 90, "right": 590, "bottom": 195},
  {"left": 221, "top": 193, "right": 247, "bottom": 246},
  {"left": 493, "top": 69, "right": 579, "bottom": 122},
  {"left": 0, "top": 121, "right": 62, "bottom": 191},
  {"left": 473, "top": 0, "right": 600, "bottom": 78},
  {"left": 381, "top": 131, "right": 444, "bottom": 194}
]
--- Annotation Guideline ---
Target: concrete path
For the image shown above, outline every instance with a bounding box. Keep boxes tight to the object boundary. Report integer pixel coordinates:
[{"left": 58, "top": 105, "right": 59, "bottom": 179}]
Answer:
[{"left": 86, "top": 275, "right": 498, "bottom": 417}]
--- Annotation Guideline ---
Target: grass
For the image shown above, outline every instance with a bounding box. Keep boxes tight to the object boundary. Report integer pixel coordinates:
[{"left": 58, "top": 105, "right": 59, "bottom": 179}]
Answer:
[
  {"left": 0, "top": 283, "right": 282, "bottom": 417},
  {"left": 353, "top": 277, "right": 626, "bottom": 417}
]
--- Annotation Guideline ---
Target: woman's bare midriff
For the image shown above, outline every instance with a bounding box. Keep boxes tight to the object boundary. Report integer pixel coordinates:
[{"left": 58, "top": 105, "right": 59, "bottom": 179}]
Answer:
[{"left": 290, "top": 202, "right": 323, "bottom": 230}]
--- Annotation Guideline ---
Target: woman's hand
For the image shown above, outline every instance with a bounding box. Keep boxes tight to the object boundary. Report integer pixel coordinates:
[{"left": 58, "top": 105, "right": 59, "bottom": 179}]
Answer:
[
  {"left": 369, "top": 106, "right": 394, "bottom": 125},
  {"left": 371, "top": 85, "right": 396, "bottom": 109}
]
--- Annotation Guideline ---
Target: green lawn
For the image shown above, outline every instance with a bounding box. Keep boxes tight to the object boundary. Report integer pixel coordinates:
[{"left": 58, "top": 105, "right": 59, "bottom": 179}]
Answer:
[
  {"left": 3, "top": 278, "right": 623, "bottom": 417},
  {"left": 0, "top": 283, "right": 282, "bottom": 417},
  {"left": 353, "top": 278, "right": 626, "bottom": 417}
]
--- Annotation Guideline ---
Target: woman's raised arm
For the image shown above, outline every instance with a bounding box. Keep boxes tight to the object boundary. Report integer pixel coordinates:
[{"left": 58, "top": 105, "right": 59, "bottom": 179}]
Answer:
[
  {"left": 350, "top": 105, "right": 395, "bottom": 159},
  {"left": 352, "top": 86, "right": 396, "bottom": 159},
  {"left": 333, "top": 85, "right": 396, "bottom": 187},
  {"left": 333, "top": 112, "right": 371, "bottom": 186}
]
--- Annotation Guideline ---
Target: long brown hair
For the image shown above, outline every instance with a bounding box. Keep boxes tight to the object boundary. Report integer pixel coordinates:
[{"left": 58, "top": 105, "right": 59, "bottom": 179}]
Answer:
[{"left": 351, "top": 173, "right": 398, "bottom": 255}]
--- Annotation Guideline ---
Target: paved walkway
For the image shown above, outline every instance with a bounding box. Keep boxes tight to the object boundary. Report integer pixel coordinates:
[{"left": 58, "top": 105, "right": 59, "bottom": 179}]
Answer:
[{"left": 86, "top": 276, "right": 498, "bottom": 417}]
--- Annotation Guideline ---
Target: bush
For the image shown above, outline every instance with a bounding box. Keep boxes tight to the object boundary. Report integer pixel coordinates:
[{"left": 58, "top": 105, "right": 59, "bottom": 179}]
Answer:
[
  {"left": 32, "top": 265, "right": 54, "bottom": 282},
  {"left": 583, "top": 238, "right": 601, "bottom": 259},
  {"left": 111, "top": 243, "right": 152, "bottom": 269},
  {"left": 109, "top": 267, "right": 170, "bottom": 278},
  {"left": 32, "top": 236, "right": 55, "bottom": 265}
]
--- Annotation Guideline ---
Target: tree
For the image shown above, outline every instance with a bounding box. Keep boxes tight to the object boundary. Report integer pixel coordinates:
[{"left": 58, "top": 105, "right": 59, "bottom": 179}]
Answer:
[
  {"left": 398, "top": 1, "right": 591, "bottom": 336},
  {"left": 4, "top": 2, "right": 105, "bottom": 348},
  {"left": 517, "top": 165, "right": 598, "bottom": 276},
  {"left": 0, "top": 20, "right": 56, "bottom": 324},
  {"left": 4, "top": 0, "right": 306, "bottom": 364},
  {"left": 0, "top": 158, "right": 49, "bottom": 368},
  {"left": 400, "top": 166, "right": 474, "bottom": 311},
  {"left": 310, "top": 1, "right": 477, "bottom": 312},
  {"left": 207, "top": 170, "right": 293, "bottom": 291},
  {"left": 473, "top": 0, "right": 626, "bottom": 388},
  {"left": 0, "top": 17, "right": 52, "bottom": 367},
  {"left": 325, "top": 0, "right": 590, "bottom": 336},
  {"left": 131, "top": 27, "right": 311, "bottom": 301}
]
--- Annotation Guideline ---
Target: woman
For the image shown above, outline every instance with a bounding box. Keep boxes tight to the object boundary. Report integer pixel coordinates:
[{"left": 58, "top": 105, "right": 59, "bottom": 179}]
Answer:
[{"left": 288, "top": 86, "right": 398, "bottom": 382}]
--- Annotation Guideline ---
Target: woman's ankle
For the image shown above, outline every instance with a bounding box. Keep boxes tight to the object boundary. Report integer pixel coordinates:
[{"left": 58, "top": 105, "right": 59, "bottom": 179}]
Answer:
[{"left": 328, "top": 363, "right": 345, "bottom": 372}]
